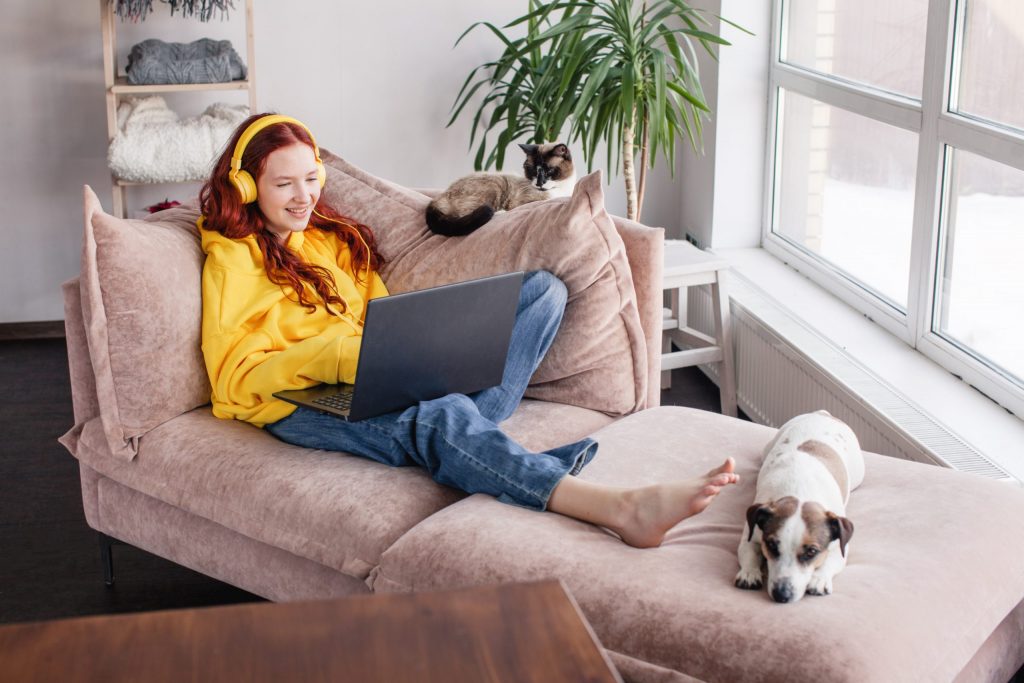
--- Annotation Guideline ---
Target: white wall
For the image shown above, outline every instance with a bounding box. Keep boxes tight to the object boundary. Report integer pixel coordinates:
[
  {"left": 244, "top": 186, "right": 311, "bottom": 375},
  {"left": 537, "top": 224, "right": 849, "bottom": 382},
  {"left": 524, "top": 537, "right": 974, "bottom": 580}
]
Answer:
[
  {"left": 678, "top": 0, "right": 771, "bottom": 248},
  {"left": 1, "top": 2, "right": 107, "bottom": 323},
  {"left": 0, "top": 0, "right": 711, "bottom": 323}
]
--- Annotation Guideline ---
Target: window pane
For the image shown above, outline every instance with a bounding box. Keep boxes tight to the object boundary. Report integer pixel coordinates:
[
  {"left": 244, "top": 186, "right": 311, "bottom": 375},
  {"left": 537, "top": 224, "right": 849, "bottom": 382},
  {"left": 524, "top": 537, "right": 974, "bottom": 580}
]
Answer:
[
  {"left": 774, "top": 90, "right": 918, "bottom": 308},
  {"left": 936, "top": 149, "right": 1024, "bottom": 383},
  {"left": 783, "top": 0, "right": 928, "bottom": 98},
  {"left": 955, "top": 0, "right": 1024, "bottom": 132}
]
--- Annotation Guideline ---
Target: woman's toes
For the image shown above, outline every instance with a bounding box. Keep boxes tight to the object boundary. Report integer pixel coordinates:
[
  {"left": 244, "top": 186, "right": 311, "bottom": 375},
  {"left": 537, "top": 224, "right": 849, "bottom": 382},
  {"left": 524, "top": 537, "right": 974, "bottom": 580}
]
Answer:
[
  {"left": 706, "top": 457, "right": 736, "bottom": 478},
  {"left": 707, "top": 472, "right": 739, "bottom": 487}
]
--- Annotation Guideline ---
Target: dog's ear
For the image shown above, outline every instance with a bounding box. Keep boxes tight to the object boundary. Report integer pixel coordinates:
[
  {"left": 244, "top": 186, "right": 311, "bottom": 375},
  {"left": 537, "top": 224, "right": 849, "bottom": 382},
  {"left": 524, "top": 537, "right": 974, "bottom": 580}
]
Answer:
[
  {"left": 827, "top": 513, "right": 855, "bottom": 557},
  {"left": 746, "top": 504, "right": 772, "bottom": 541}
]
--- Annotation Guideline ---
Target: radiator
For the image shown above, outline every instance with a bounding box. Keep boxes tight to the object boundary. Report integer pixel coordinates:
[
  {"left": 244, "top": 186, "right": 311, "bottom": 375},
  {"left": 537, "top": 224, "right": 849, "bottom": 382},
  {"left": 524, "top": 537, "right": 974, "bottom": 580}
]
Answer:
[{"left": 681, "top": 276, "right": 1014, "bottom": 481}]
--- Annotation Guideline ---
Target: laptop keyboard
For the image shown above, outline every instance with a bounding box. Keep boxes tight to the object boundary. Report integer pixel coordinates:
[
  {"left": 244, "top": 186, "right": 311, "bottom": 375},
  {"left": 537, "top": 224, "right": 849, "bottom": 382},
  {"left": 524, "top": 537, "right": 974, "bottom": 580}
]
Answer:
[{"left": 311, "top": 392, "right": 353, "bottom": 412}]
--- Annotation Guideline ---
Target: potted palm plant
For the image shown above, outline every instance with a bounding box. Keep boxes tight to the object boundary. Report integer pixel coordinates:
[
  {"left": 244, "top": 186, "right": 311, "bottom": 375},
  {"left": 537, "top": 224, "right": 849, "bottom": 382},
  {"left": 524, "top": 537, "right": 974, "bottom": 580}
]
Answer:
[{"left": 448, "top": 0, "right": 746, "bottom": 222}]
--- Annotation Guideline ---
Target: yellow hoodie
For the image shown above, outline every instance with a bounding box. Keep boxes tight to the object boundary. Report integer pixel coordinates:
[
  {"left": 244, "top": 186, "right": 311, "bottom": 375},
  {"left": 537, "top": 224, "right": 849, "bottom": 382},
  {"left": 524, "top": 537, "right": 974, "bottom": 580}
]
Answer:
[{"left": 200, "top": 220, "right": 389, "bottom": 427}]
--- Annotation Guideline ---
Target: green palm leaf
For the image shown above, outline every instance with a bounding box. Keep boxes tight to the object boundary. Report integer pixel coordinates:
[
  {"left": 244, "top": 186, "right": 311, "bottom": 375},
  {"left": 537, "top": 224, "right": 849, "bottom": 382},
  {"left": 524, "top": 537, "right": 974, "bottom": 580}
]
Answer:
[{"left": 447, "top": 0, "right": 746, "bottom": 219}]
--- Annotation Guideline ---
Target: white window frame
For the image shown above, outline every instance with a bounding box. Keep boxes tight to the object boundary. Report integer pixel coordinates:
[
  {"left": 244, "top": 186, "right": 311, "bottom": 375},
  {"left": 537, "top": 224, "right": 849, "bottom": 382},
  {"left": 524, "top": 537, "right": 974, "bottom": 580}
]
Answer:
[{"left": 762, "top": 0, "right": 1024, "bottom": 418}]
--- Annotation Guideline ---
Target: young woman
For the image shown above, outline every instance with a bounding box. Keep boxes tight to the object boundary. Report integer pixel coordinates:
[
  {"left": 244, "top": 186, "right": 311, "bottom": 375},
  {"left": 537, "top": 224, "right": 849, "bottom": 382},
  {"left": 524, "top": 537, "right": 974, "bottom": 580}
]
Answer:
[{"left": 198, "top": 113, "right": 739, "bottom": 548}]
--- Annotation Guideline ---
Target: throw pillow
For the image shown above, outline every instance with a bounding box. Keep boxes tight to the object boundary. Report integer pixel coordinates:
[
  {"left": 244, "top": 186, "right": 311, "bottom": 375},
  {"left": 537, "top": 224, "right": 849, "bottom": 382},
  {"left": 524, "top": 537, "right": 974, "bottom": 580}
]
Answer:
[
  {"left": 79, "top": 185, "right": 209, "bottom": 460},
  {"left": 319, "top": 150, "right": 648, "bottom": 415}
]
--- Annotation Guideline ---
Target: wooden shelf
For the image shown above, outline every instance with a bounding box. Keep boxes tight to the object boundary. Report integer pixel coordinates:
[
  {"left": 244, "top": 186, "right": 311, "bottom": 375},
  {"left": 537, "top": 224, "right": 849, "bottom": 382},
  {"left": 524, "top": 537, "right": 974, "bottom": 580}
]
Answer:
[
  {"left": 102, "top": 0, "right": 257, "bottom": 217},
  {"left": 110, "top": 77, "right": 252, "bottom": 95}
]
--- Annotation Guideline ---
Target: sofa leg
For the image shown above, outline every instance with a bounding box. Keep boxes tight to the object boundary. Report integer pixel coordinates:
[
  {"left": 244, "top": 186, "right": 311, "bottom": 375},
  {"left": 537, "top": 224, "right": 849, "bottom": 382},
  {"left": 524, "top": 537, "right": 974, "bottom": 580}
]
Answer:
[{"left": 98, "top": 532, "right": 116, "bottom": 587}]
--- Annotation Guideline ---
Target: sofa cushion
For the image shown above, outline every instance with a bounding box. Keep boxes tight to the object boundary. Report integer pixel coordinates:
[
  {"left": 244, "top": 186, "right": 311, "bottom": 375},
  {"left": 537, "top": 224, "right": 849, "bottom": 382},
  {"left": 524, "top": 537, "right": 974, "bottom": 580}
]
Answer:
[
  {"left": 370, "top": 406, "right": 1024, "bottom": 682},
  {"left": 80, "top": 186, "right": 210, "bottom": 460},
  {"left": 499, "top": 399, "right": 615, "bottom": 453},
  {"left": 318, "top": 150, "right": 648, "bottom": 415},
  {"left": 63, "top": 399, "right": 615, "bottom": 581}
]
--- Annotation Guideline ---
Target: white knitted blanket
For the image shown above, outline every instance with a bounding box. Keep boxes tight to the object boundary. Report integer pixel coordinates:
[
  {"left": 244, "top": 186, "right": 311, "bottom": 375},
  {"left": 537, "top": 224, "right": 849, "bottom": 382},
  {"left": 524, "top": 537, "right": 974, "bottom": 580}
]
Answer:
[{"left": 107, "top": 96, "right": 249, "bottom": 183}]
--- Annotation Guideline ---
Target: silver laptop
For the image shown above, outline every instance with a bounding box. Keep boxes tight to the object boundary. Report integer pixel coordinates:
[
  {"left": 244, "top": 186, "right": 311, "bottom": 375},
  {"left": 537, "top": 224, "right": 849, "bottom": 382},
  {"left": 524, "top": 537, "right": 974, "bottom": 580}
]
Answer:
[{"left": 273, "top": 272, "right": 524, "bottom": 421}]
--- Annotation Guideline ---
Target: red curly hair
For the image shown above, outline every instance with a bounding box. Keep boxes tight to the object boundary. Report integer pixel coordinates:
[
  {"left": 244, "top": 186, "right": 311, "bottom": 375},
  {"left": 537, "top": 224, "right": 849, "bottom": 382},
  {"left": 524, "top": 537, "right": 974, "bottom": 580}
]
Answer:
[{"left": 199, "top": 113, "right": 384, "bottom": 316}]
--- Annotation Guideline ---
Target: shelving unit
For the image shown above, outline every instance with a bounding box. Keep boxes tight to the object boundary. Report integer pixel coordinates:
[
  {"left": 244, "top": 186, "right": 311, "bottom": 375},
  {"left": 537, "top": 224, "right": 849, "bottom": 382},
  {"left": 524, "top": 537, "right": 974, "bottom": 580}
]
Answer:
[{"left": 100, "top": 0, "right": 257, "bottom": 217}]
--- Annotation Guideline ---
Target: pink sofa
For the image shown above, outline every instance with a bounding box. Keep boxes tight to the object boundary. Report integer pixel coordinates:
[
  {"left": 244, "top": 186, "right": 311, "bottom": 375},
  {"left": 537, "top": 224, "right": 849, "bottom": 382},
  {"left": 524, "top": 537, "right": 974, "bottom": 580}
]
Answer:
[{"left": 60, "top": 157, "right": 1024, "bottom": 682}]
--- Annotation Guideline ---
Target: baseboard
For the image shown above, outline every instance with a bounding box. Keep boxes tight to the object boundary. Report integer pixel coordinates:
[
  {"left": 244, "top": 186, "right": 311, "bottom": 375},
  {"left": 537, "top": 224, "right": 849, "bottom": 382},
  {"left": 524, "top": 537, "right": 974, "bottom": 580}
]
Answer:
[{"left": 0, "top": 321, "right": 65, "bottom": 341}]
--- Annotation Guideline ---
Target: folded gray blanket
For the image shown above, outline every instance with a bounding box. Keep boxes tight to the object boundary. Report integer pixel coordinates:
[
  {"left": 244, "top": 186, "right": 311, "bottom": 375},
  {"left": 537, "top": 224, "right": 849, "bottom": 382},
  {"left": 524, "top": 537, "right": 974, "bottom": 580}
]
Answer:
[{"left": 126, "top": 38, "right": 247, "bottom": 85}]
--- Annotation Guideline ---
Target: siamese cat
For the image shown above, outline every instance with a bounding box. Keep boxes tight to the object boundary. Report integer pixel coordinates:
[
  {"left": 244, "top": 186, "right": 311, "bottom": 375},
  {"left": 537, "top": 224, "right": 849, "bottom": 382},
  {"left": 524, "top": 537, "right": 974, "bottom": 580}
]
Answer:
[{"left": 426, "top": 143, "right": 576, "bottom": 237}]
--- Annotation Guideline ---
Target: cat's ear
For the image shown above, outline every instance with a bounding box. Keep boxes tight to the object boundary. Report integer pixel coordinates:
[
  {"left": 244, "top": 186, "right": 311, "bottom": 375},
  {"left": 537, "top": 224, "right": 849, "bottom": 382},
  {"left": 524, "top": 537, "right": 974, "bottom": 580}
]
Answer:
[
  {"left": 518, "top": 143, "right": 538, "bottom": 156},
  {"left": 552, "top": 143, "right": 571, "bottom": 160}
]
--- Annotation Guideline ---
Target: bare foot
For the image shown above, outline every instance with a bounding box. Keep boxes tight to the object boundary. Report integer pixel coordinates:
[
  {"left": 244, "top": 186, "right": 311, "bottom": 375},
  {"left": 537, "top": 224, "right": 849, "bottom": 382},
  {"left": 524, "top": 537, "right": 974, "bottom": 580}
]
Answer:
[{"left": 612, "top": 458, "right": 739, "bottom": 549}]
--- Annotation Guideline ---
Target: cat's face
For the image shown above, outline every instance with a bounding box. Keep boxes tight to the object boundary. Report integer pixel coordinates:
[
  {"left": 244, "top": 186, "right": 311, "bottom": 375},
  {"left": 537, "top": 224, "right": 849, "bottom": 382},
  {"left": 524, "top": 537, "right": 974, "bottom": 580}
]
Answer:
[{"left": 519, "top": 143, "right": 576, "bottom": 196}]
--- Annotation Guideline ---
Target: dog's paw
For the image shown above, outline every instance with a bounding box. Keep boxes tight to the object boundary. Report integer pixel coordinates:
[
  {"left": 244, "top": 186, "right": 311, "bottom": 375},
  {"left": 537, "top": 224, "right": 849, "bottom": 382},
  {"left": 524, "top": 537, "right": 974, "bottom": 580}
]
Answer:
[
  {"left": 735, "top": 568, "right": 763, "bottom": 590},
  {"left": 806, "top": 574, "right": 833, "bottom": 596}
]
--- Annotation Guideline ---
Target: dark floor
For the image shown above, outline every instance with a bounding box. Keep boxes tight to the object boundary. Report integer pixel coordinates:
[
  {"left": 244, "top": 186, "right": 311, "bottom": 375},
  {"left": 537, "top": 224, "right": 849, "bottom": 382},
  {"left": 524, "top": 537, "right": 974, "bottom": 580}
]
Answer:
[
  {"left": 0, "top": 338, "right": 262, "bottom": 624},
  {"left": 0, "top": 337, "right": 725, "bottom": 625}
]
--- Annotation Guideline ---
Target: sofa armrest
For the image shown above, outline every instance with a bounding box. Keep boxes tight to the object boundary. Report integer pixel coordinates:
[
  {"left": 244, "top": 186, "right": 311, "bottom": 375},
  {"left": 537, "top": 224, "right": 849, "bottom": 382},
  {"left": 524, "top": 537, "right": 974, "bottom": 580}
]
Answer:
[
  {"left": 611, "top": 216, "right": 664, "bottom": 410},
  {"left": 62, "top": 277, "right": 101, "bottom": 426}
]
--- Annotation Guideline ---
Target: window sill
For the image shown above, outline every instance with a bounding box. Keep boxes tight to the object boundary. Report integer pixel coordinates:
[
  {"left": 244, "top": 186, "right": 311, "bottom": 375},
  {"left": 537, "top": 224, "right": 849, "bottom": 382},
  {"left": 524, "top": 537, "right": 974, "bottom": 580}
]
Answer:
[{"left": 717, "top": 247, "right": 1024, "bottom": 483}]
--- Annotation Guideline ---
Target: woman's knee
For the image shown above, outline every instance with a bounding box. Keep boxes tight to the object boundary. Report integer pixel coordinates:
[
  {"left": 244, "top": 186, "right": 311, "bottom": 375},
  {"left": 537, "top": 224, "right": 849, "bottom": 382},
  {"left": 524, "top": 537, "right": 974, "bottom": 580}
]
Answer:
[
  {"left": 524, "top": 270, "right": 567, "bottom": 307},
  {"left": 421, "top": 392, "right": 477, "bottom": 421}
]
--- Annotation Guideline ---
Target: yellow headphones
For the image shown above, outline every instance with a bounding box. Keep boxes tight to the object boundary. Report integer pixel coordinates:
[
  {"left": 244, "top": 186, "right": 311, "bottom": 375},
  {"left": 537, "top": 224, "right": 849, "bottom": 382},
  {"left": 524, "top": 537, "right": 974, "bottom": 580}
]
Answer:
[{"left": 228, "top": 114, "right": 327, "bottom": 204}]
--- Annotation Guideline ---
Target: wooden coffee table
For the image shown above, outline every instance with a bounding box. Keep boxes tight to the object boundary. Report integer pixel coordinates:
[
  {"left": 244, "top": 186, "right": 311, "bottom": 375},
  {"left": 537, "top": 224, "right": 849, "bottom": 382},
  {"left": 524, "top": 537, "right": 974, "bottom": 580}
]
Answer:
[{"left": 0, "top": 580, "right": 621, "bottom": 682}]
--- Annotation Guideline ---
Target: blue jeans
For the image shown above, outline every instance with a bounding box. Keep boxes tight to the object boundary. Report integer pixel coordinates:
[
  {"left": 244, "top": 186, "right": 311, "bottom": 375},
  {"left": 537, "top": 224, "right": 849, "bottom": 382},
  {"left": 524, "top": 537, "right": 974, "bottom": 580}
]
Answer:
[{"left": 265, "top": 271, "right": 598, "bottom": 510}]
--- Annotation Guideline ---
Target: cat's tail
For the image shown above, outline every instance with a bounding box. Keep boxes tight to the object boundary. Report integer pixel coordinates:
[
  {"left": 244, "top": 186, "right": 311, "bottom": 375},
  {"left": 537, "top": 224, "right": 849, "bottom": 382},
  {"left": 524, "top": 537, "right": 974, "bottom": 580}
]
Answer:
[{"left": 425, "top": 203, "right": 495, "bottom": 237}]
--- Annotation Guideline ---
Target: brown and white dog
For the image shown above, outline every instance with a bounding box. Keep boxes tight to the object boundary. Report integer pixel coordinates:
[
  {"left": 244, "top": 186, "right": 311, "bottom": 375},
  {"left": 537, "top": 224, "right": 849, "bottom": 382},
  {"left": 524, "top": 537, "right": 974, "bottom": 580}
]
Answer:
[{"left": 735, "top": 410, "right": 865, "bottom": 603}]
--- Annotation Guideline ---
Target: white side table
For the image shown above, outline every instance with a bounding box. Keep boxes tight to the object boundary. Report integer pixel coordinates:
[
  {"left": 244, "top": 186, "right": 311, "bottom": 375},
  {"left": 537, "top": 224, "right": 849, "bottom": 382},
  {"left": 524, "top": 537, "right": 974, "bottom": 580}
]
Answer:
[{"left": 661, "top": 240, "right": 738, "bottom": 417}]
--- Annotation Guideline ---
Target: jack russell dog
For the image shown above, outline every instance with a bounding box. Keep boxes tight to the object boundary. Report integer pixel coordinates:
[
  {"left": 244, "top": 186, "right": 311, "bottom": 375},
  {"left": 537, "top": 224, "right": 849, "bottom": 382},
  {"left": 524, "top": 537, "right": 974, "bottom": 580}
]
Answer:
[{"left": 735, "top": 410, "right": 865, "bottom": 603}]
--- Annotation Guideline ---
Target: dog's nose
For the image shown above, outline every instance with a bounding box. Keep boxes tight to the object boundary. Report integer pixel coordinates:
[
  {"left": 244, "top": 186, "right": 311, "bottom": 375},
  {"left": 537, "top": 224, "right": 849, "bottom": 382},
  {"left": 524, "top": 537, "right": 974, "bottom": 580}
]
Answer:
[{"left": 771, "top": 581, "right": 794, "bottom": 603}]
